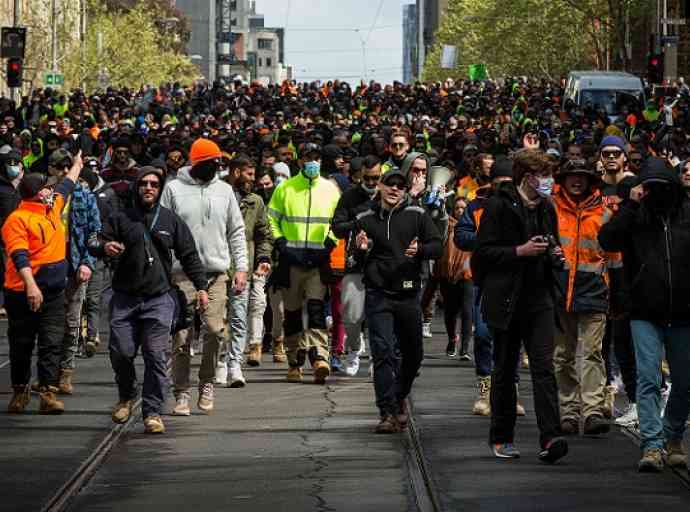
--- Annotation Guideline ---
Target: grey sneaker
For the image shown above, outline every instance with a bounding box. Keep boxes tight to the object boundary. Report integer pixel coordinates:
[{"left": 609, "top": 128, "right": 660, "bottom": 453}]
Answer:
[
  {"left": 172, "top": 392, "right": 191, "bottom": 416},
  {"left": 198, "top": 383, "right": 214, "bottom": 413},
  {"left": 490, "top": 442, "right": 521, "bottom": 459}
]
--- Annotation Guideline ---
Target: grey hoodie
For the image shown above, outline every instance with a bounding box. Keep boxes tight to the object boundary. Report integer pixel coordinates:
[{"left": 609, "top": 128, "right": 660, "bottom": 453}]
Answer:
[{"left": 160, "top": 166, "right": 248, "bottom": 274}]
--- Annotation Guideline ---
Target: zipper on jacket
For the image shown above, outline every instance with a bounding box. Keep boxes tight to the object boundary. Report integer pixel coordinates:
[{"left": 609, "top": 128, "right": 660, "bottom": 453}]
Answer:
[
  {"left": 662, "top": 217, "right": 673, "bottom": 326},
  {"left": 305, "top": 178, "right": 313, "bottom": 250}
]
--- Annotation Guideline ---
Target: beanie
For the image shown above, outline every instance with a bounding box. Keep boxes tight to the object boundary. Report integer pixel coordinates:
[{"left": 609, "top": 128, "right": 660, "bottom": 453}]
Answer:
[
  {"left": 189, "top": 138, "right": 223, "bottom": 166},
  {"left": 490, "top": 157, "right": 514, "bottom": 180},
  {"left": 599, "top": 135, "right": 628, "bottom": 155},
  {"left": 639, "top": 157, "right": 679, "bottom": 186}
]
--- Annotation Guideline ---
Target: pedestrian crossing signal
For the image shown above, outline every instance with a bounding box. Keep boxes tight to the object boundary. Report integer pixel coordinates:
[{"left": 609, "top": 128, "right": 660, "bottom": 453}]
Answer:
[{"left": 6, "top": 57, "right": 22, "bottom": 88}]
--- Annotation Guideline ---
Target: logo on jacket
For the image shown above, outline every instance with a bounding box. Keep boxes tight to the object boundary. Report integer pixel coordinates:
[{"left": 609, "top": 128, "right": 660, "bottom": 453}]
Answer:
[{"left": 403, "top": 281, "right": 413, "bottom": 289}]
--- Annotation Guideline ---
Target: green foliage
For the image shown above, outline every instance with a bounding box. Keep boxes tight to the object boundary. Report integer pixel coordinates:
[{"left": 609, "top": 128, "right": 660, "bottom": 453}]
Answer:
[{"left": 61, "top": 1, "right": 198, "bottom": 91}]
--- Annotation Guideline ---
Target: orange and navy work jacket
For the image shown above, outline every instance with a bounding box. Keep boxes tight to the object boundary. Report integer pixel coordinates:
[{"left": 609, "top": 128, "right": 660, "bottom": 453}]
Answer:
[
  {"left": 553, "top": 185, "right": 622, "bottom": 313},
  {"left": 2, "top": 179, "right": 75, "bottom": 295}
]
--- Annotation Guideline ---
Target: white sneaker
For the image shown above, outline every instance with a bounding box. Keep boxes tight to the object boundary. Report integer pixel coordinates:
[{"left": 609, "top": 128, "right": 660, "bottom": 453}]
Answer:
[
  {"left": 615, "top": 403, "right": 638, "bottom": 427},
  {"left": 215, "top": 362, "right": 228, "bottom": 386},
  {"left": 661, "top": 384, "right": 671, "bottom": 418},
  {"left": 229, "top": 364, "right": 247, "bottom": 388},
  {"left": 172, "top": 392, "right": 191, "bottom": 416},
  {"left": 422, "top": 322, "right": 433, "bottom": 338},
  {"left": 344, "top": 353, "right": 360, "bottom": 377}
]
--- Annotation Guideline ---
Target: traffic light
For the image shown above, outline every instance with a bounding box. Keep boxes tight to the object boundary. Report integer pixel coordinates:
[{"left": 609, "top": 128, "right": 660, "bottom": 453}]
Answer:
[
  {"left": 6, "top": 57, "right": 23, "bottom": 88},
  {"left": 648, "top": 53, "right": 664, "bottom": 85}
]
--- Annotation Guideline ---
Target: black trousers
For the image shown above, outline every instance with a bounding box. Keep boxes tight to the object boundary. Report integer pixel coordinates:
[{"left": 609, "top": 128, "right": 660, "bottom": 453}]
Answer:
[
  {"left": 603, "top": 315, "right": 637, "bottom": 402},
  {"left": 5, "top": 289, "right": 65, "bottom": 387},
  {"left": 439, "top": 278, "right": 473, "bottom": 349},
  {"left": 490, "top": 307, "right": 561, "bottom": 448},
  {"left": 365, "top": 288, "right": 424, "bottom": 417}
]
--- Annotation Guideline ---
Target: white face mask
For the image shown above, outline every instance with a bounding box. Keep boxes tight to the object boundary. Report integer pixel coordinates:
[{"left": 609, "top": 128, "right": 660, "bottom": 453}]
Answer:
[{"left": 41, "top": 192, "right": 55, "bottom": 207}]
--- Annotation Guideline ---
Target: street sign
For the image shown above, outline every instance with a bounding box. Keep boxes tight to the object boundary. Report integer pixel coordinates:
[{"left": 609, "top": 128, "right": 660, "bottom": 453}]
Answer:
[
  {"left": 468, "top": 64, "right": 487, "bottom": 80},
  {"left": 1, "top": 27, "right": 27, "bottom": 59},
  {"left": 661, "top": 18, "right": 686, "bottom": 25},
  {"left": 441, "top": 45, "right": 458, "bottom": 69},
  {"left": 44, "top": 71, "right": 64, "bottom": 87},
  {"left": 662, "top": 35, "right": 680, "bottom": 45}
]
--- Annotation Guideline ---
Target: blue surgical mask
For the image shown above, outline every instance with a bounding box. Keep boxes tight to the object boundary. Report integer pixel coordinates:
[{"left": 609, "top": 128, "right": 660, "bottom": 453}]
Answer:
[
  {"left": 303, "top": 160, "right": 320, "bottom": 179},
  {"left": 6, "top": 164, "right": 21, "bottom": 178},
  {"left": 536, "top": 176, "right": 555, "bottom": 197}
]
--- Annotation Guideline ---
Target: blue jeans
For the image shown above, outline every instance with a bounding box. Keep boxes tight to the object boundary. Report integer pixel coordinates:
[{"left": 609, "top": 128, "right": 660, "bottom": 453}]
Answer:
[
  {"left": 472, "top": 286, "right": 493, "bottom": 378},
  {"left": 630, "top": 320, "right": 690, "bottom": 451}
]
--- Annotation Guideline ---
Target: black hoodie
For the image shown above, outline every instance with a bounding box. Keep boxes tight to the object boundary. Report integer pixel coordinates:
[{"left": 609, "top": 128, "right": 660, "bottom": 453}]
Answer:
[{"left": 91, "top": 167, "right": 207, "bottom": 297}]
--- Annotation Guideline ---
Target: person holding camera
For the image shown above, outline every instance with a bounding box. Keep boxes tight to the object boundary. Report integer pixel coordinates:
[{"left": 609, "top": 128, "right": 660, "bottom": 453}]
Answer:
[
  {"left": 90, "top": 166, "right": 208, "bottom": 434},
  {"left": 598, "top": 157, "right": 690, "bottom": 473},
  {"left": 552, "top": 159, "right": 623, "bottom": 437},
  {"left": 473, "top": 149, "right": 567, "bottom": 462}
]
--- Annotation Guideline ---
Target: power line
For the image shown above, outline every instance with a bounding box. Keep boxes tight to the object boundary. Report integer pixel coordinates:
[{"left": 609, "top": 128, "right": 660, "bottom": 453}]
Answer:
[
  {"left": 284, "top": 0, "right": 292, "bottom": 29},
  {"left": 365, "top": 0, "right": 387, "bottom": 44},
  {"left": 288, "top": 47, "right": 401, "bottom": 55}
]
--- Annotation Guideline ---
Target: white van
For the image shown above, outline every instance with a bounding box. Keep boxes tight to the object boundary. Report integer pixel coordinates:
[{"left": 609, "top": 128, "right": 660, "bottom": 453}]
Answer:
[{"left": 563, "top": 71, "right": 645, "bottom": 122}]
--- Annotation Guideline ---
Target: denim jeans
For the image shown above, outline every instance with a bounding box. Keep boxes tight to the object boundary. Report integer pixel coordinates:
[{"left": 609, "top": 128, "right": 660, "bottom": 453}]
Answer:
[
  {"left": 365, "top": 288, "right": 423, "bottom": 417},
  {"left": 473, "top": 286, "right": 493, "bottom": 378},
  {"left": 225, "top": 274, "right": 267, "bottom": 368},
  {"left": 630, "top": 320, "right": 690, "bottom": 451},
  {"left": 60, "top": 276, "right": 87, "bottom": 370}
]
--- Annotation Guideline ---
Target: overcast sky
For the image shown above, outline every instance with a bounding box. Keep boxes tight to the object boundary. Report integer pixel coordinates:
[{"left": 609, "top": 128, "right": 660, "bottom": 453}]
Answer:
[{"left": 254, "top": 0, "right": 411, "bottom": 84}]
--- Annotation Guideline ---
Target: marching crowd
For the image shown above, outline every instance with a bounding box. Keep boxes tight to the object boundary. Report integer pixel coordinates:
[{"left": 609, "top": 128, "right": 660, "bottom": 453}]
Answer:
[{"left": 0, "top": 76, "right": 689, "bottom": 472}]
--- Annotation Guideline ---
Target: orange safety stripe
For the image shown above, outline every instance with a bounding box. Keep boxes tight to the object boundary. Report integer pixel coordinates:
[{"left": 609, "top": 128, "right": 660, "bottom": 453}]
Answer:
[{"left": 329, "top": 238, "right": 347, "bottom": 271}]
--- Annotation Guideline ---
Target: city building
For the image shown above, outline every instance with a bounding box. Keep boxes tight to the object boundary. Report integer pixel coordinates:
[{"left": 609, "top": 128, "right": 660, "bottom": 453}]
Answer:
[
  {"left": 402, "top": 3, "right": 418, "bottom": 84},
  {"left": 416, "top": 0, "right": 448, "bottom": 77}
]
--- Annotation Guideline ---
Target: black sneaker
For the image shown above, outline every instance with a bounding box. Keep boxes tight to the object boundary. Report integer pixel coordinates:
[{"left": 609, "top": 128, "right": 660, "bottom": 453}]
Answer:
[
  {"left": 445, "top": 339, "right": 457, "bottom": 357},
  {"left": 583, "top": 415, "right": 610, "bottom": 436},
  {"left": 539, "top": 437, "right": 568, "bottom": 464}
]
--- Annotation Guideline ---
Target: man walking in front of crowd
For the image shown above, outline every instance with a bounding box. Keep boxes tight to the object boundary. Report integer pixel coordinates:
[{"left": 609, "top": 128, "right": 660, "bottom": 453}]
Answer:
[
  {"left": 4, "top": 153, "right": 84, "bottom": 415},
  {"left": 552, "top": 159, "right": 622, "bottom": 436},
  {"left": 599, "top": 157, "right": 690, "bottom": 472},
  {"left": 473, "top": 150, "right": 567, "bottom": 463},
  {"left": 91, "top": 166, "right": 208, "bottom": 434},
  {"left": 331, "top": 155, "right": 382, "bottom": 376},
  {"left": 48, "top": 149, "right": 101, "bottom": 395},
  {"left": 354, "top": 163, "right": 442, "bottom": 432},
  {"left": 267, "top": 143, "right": 341, "bottom": 384},
  {"left": 160, "top": 138, "right": 248, "bottom": 415},
  {"left": 221, "top": 154, "right": 273, "bottom": 386}
]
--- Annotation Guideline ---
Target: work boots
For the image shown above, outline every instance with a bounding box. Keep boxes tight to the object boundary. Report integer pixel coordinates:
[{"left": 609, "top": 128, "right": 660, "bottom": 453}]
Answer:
[
  {"left": 7, "top": 385, "right": 31, "bottom": 414},
  {"left": 313, "top": 359, "right": 330, "bottom": 385},
  {"left": 39, "top": 386, "right": 65, "bottom": 415},
  {"left": 272, "top": 336, "right": 287, "bottom": 363},
  {"left": 246, "top": 344, "right": 262, "bottom": 367},
  {"left": 58, "top": 369, "right": 74, "bottom": 395},
  {"left": 472, "top": 376, "right": 491, "bottom": 416}
]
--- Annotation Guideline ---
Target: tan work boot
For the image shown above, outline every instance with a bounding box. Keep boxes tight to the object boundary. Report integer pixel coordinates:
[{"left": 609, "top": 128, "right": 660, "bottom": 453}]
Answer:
[
  {"left": 287, "top": 366, "right": 303, "bottom": 383},
  {"left": 58, "top": 369, "right": 74, "bottom": 395},
  {"left": 638, "top": 448, "right": 664, "bottom": 472},
  {"left": 246, "top": 344, "right": 262, "bottom": 367},
  {"left": 603, "top": 385, "right": 616, "bottom": 419},
  {"left": 666, "top": 439, "right": 688, "bottom": 468},
  {"left": 472, "top": 376, "right": 491, "bottom": 416},
  {"left": 7, "top": 385, "right": 31, "bottom": 414},
  {"left": 272, "top": 336, "right": 287, "bottom": 363},
  {"left": 144, "top": 415, "right": 165, "bottom": 434},
  {"left": 112, "top": 400, "right": 134, "bottom": 424},
  {"left": 313, "top": 359, "right": 330, "bottom": 385},
  {"left": 39, "top": 387, "right": 65, "bottom": 415}
]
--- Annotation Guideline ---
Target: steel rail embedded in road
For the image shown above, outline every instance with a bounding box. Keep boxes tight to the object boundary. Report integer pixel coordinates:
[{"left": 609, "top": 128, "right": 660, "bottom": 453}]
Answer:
[
  {"left": 405, "top": 397, "right": 442, "bottom": 512},
  {"left": 39, "top": 398, "right": 143, "bottom": 512}
]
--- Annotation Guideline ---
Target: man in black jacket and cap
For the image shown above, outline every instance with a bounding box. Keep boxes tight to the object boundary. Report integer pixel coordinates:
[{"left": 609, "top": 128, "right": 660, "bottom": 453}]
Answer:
[
  {"left": 599, "top": 157, "right": 690, "bottom": 473},
  {"left": 473, "top": 149, "right": 567, "bottom": 463},
  {"left": 90, "top": 166, "right": 208, "bottom": 434},
  {"left": 354, "top": 162, "right": 442, "bottom": 433}
]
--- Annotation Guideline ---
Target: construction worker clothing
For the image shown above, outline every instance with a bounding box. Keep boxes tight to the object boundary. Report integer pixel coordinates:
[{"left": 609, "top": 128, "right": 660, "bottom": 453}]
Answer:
[
  {"left": 267, "top": 172, "right": 340, "bottom": 268},
  {"left": 553, "top": 187, "right": 622, "bottom": 314},
  {"left": 2, "top": 179, "right": 74, "bottom": 295}
]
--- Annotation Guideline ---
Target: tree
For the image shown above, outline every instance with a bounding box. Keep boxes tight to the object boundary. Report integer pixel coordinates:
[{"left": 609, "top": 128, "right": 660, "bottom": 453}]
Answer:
[
  {"left": 423, "top": 0, "right": 592, "bottom": 82},
  {"left": 61, "top": 1, "right": 199, "bottom": 91}
]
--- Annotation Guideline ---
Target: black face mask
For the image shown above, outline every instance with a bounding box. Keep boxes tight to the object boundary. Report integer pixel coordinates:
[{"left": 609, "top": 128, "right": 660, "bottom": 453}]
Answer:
[
  {"left": 258, "top": 186, "right": 274, "bottom": 203},
  {"left": 643, "top": 184, "right": 674, "bottom": 213},
  {"left": 190, "top": 160, "right": 218, "bottom": 182}
]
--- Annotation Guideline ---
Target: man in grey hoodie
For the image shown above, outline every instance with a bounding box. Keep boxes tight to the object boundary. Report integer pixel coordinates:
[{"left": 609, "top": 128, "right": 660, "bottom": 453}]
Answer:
[{"left": 160, "top": 138, "right": 248, "bottom": 415}]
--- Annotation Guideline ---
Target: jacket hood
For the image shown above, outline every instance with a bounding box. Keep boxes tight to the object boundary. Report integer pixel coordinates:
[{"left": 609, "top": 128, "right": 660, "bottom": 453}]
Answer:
[
  {"left": 176, "top": 165, "right": 220, "bottom": 186},
  {"left": 400, "top": 152, "right": 431, "bottom": 185},
  {"left": 135, "top": 166, "right": 167, "bottom": 209},
  {"left": 639, "top": 157, "right": 681, "bottom": 187}
]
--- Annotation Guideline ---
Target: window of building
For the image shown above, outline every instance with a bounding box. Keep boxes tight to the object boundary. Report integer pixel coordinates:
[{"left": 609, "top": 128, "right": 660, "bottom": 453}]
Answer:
[
  {"left": 258, "top": 38, "right": 273, "bottom": 50},
  {"left": 258, "top": 57, "right": 263, "bottom": 67},
  {"left": 266, "top": 58, "right": 272, "bottom": 67}
]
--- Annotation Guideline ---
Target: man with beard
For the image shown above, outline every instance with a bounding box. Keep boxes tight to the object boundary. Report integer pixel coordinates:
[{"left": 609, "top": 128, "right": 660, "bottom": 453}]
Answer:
[
  {"left": 331, "top": 155, "right": 382, "bottom": 376},
  {"left": 160, "top": 138, "right": 248, "bottom": 415},
  {"left": 382, "top": 132, "right": 410, "bottom": 174}
]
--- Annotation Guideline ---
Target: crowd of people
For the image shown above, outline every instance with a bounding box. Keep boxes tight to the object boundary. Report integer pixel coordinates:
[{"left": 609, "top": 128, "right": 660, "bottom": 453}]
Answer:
[{"left": 0, "top": 75, "right": 689, "bottom": 471}]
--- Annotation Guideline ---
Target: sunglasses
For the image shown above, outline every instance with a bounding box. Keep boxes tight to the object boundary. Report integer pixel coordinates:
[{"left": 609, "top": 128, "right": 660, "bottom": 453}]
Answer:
[
  {"left": 383, "top": 181, "right": 407, "bottom": 191},
  {"left": 139, "top": 179, "right": 160, "bottom": 189},
  {"left": 602, "top": 150, "right": 623, "bottom": 159},
  {"left": 391, "top": 142, "right": 407, "bottom": 148},
  {"left": 362, "top": 175, "right": 381, "bottom": 183}
]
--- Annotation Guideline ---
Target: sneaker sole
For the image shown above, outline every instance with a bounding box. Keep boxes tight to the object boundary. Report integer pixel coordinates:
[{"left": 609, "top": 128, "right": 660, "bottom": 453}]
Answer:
[
  {"left": 539, "top": 438, "right": 568, "bottom": 464},
  {"left": 490, "top": 447, "right": 520, "bottom": 459}
]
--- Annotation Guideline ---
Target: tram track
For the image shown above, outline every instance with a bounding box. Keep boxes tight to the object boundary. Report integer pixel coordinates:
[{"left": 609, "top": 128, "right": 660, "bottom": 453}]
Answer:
[{"left": 406, "top": 396, "right": 442, "bottom": 512}]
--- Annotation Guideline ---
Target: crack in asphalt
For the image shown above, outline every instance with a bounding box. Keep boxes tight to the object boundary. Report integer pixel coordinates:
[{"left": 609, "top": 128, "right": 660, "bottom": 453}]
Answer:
[{"left": 298, "top": 384, "right": 338, "bottom": 512}]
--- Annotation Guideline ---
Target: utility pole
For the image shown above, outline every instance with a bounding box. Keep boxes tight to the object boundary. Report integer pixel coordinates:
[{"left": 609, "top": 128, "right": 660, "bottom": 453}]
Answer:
[
  {"left": 12, "top": 0, "right": 21, "bottom": 102},
  {"left": 51, "top": 0, "right": 58, "bottom": 72}
]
